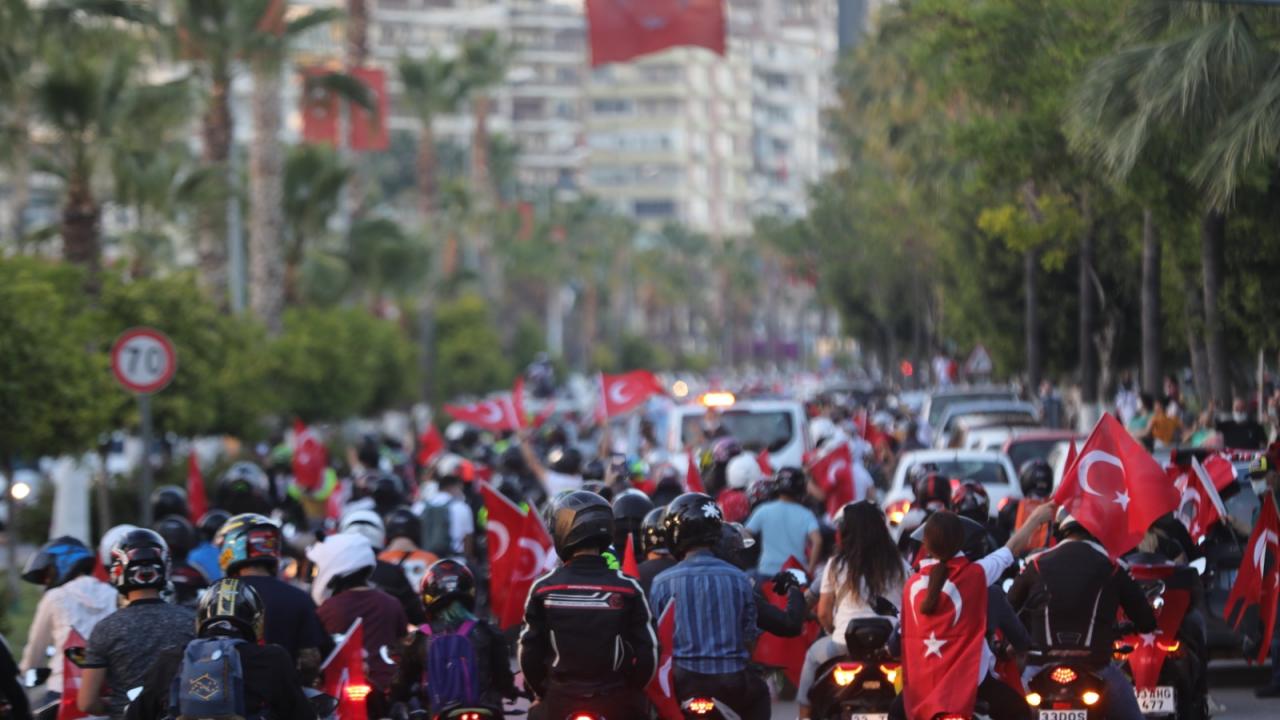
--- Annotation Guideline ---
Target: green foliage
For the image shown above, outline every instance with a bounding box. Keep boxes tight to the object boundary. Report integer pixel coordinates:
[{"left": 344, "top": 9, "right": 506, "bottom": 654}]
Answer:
[
  {"left": 617, "top": 334, "right": 673, "bottom": 373},
  {"left": 433, "top": 293, "right": 511, "bottom": 401}
]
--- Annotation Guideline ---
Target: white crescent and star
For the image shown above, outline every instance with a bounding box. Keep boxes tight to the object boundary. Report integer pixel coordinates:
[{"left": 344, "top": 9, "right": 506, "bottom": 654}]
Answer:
[
  {"left": 1252, "top": 529, "right": 1279, "bottom": 571},
  {"left": 489, "top": 520, "right": 510, "bottom": 559},
  {"left": 827, "top": 459, "right": 849, "bottom": 486},
  {"left": 909, "top": 575, "right": 964, "bottom": 627},
  {"left": 1078, "top": 450, "right": 1123, "bottom": 497},
  {"left": 516, "top": 537, "right": 549, "bottom": 581},
  {"left": 608, "top": 381, "right": 634, "bottom": 406},
  {"left": 923, "top": 631, "right": 947, "bottom": 658},
  {"left": 479, "top": 401, "right": 505, "bottom": 425}
]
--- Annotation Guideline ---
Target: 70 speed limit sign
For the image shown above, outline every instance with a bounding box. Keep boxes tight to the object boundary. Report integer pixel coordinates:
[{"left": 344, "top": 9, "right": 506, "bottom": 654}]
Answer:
[{"left": 110, "top": 327, "right": 177, "bottom": 394}]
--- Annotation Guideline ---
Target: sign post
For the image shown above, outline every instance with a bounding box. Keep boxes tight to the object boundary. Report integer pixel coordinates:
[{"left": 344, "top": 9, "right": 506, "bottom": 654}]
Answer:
[{"left": 110, "top": 328, "right": 177, "bottom": 527}]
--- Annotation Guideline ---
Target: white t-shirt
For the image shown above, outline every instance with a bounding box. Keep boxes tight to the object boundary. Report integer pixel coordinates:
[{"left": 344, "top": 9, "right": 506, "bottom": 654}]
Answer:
[
  {"left": 429, "top": 493, "right": 475, "bottom": 556},
  {"left": 543, "top": 470, "right": 583, "bottom": 497},
  {"left": 822, "top": 557, "right": 909, "bottom": 645}
]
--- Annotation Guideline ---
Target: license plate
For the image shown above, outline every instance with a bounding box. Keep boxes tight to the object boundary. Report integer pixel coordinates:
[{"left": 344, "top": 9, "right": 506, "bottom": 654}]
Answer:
[
  {"left": 861, "top": 680, "right": 882, "bottom": 689},
  {"left": 849, "top": 715, "right": 887, "bottom": 720},
  {"left": 1038, "top": 712, "right": 1086, "bottom": 720},
  {"left": 1136, "top": 686, "right": 1175, "bottom": 715}
]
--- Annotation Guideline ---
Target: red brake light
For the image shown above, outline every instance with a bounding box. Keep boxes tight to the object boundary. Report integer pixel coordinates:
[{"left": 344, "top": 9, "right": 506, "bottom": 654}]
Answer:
[
  {"left": 1050, "top": 667, "right": 1078, "bottom": 684},
  {"left": 344, "top": 683, "right": 372, "bottom": 701},
  {"left": 685, "top": 698, "right": 715, "bottom": 715},
  {"left": 879, "top": 662, "right": 900, "bottom": 684},
  {"left": 833, "top": 662, "right": 864, "bottom": 686}
]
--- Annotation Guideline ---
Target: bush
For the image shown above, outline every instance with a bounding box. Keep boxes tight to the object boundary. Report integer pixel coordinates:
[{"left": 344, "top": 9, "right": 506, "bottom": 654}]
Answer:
[{"left": 434, "top": 294, "right": 512, "bottom": 401}]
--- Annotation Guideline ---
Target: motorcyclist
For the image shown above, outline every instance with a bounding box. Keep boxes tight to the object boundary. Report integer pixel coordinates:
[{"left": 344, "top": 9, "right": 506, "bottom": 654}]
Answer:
[
  {"left": 612, "top": 488, "right": 654, "bottom": 563},
  {"left": 150, "top": 485, "right": 189, "bottom": 523},
  {"left": 718, "top": 522, "right": 804, "bottom": 637},
  {"left": 998, "top": 459, "right": 1055, "bottom": 551},
  {"left": 519, "top": 491, "right": 656, "bottom": 720},
  {"left": 897, "top": 467, "right": 952, "bottom": 556},
  {"left": 190, "top": 508, "right": 230, "bottom": 581},
  {"left": 0, "top": 635, "right": 30, "bottom": 720},
  {"left": 339, "top": 508, "right": 426, "bottom": 625},
  {"left": 19, "top": 536, "right": 117, "bottom": 707},
  {"left": 378, "top": 506, "right": 440, "bottom": 594},
  {"left": 720, "top": 454, "right": 761, "bottom": 523},
  {"left": 702, "top": 437, "right": 743, "bottom": 498},
  {"left": 746, "top": 467, "right": 822, "bottom": 575},
  {"left": 153, "top": 514, "right": 209, "bottom": 606},
  {"left": 214, "top": 513, "right": 327, "bottom": 679},
  {"left": 216, "top": 462, "right": 272, "bottom": 517},
  {"left": 649, "top": 492, "right": 766, "bottom": 720},
  {"left": 394, "top": 560, "right": 518, "bottom": 714},
  {"left": 78, "top": 529, "right": 197, "bottom": 718},
  {"left": 1008, "top": 509, "right": 1158, "bottom": 720},
  {"left": 124, "top": 578, "right": 317, "bottom": 720},
  {"left": 637, "top": 507, "right": 676, "bottom": 595}
]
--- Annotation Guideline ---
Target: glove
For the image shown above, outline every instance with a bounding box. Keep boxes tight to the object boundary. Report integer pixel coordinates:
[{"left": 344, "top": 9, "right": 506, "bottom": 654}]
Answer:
[{"left": 770, "top": 568, "right": 807, "bottom": 594}]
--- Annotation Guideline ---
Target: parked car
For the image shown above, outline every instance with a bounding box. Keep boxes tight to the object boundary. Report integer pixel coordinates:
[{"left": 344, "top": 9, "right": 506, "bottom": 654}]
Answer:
[
  {"left": 665, "top": 395, "right": 810, "bottom": 472},
  {"left": 921, "top": 386, "right": 1022, "bottom": 432},
  {"left": 881, "top": 449, "right": 1021, "bottom": 523},
  {"left": 933, "top": 401, "right": 1040, "bottom": 448},
  {"left": 1002, "top": 429, "right": 1086, "bottom": 473}
]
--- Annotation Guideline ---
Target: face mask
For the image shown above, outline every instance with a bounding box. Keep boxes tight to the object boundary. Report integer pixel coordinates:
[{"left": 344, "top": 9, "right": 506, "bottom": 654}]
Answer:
[
  {"left": 1252, "top": 480, "right": 1269, "bottom": 496},
  {"left": 1233, "top": 412, "right": 1248, "bottom": 423}
]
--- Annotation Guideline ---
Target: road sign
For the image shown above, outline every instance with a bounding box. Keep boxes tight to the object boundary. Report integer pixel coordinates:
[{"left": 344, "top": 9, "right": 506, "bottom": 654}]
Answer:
[
  {"left": 110, "top": 327, "right": 177, "bottom": 395},
  {"left": 965, "top": 344, "right": 993, "bottom": 376}
]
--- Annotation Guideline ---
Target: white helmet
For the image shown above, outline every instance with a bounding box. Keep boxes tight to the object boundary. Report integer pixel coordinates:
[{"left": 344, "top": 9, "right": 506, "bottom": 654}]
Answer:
[
  {"left": 98, "top": 524, "right": 138, "bottom": 569},
  {"left": 307, "top": 532, "right": 376, "bottom": 606},
  {"left": 809, "top": 417, "right": 837, "bottom": 446},
  {"left": 726, "top": 454, "right": 764, "bottom": 490},
  {"left": 340, "top": 508, "right": 386, "bottom": 549}
]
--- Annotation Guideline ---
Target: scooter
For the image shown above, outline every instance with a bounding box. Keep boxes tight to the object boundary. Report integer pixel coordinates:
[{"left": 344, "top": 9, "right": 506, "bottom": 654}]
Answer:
[
  {"left": 1114, "top": 561, "right": 1205, "bottom": 720},
  {"left": 806, "top": 607, "right": 902, "bottom": 720}
]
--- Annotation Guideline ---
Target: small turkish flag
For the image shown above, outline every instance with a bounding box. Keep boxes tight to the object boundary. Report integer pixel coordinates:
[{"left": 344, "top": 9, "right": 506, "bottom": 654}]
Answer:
[
  {"left": 444, "top": 396, "right": 521, "bottom": 432},
  {"left": 645, "top": 602, "right": 682, "bottom": 720},
  {"left": 685, "top": 450, "right": 705, "bottom": 493},
  {"left": 292, "top": 419, "right": 328, "bottom": 493},
  {"left": 1180, "top": 457, "right": 1229, "bottom": 543},
  {"left": 480, "top": 483, "right": 554, "bottom": 630},
  {"left": 622, "top": 534, "right": 641, "bottom": 578},
  {"left": 417, "top": 424, "right": 445, "bottom": 468},
  {"left": 1053, "top": 414, "right": 1178, "bottom": 558},
  {"left": 598, "top": 371, "right": 666, "bottom": 419},
  {"left": 756, "top": 449, "right": 774, "bottom": 476},
  {"left": 1225, "top": 492, "right": 1280, "bottom": 663},
  {"left": 321, "top": 619, "right": 369, "bottom": 720},
  {"left": 586, "top": 0, "right": 726, "bottom": 67},
  {"left": 186, "top": 452, "right": 208, "bottom": 522},
  {"left": 809, "top": 443, "right": 854, "bottom": 519},
  {"left": 58, "top": 628, "right": 88, "bottom": 720},
  {"left": 902, "top": 557, "right": 989, "bottom": 720},
  {"left": 1201, "top": 452, "right": 1237, "bottom": 492}
]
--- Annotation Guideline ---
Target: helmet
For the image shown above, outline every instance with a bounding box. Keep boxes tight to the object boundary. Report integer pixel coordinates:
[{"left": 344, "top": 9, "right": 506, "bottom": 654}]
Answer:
[
  {"left": 663, "top": 492, "right": 723, "bottom": 559},
  {"left": 612, "top": 489, "right": 654, "bottom": 556},
  {"left": 444, "top": 422, "right": 479, "bottom": 450},
  {"left": 150, "top": 485, "right": 189, "bottom": 521},
  {"left": 98, "top": 524, "right": 138, "bottom": 571},
  {"left": 219, "top": 462, "right": 269, "bottom": 497},
  {"left": 22, "top": 536, "right": 95, "bottom": 588},
  {"left": 213, "top": 513, "right": 282, "bottom": 575},
  {"left": 951, "top": 481, "right": 990, "bottom": 524},
  {"left": 435, "top": 454, "right": 475, "bottom": 485},
  {"left": 419, "top": 559, "right": 476, "bottom": 615},
  {"left": 809, "top": 417, "right": 837, "bottom": 447},
  {"left": 306, "top": 533, "right": 376, "bottom": 606},
  {"left": 711, "top": 437, "right": 743, "bottom": 466},
  {"left": 912, "top": 469, "right": 952, "bottom": 512},
  {"left": 154, "top": 515, "right": 198, "bottom": 561},
  {"left": 774, "top": 466, "right": 808, "bottom": 498},
  {"left": 107, "top": 528, "right": 170, "bottom": 594},
  {"left": 385, "top": 507, "right": 422, "bottom": 544},
  {"left": 354, "top": 471, "right": 407, "bottom": 512},
  {"left": 714, "top": 522, "right": 757, "bottom": 571},
  {"left": 197, "top": 509, "right": 231, "bottom": 543},
  {"left": 1249, "top": 454, "right": 1273, "bottom": 480},
  {"left": 747, "top": 475, "right": 778, "bottom": 509},
  {"left": 548, "top": 446, "right": 583, "bottom": 476},
  {"left": 1055, "top": 506, "right": 1087, "bottom": 538},
  {"left": 340, "top": 508, "right": 387, "bottom": 549},
  {"left": 582, "top": 459, "right": 606, "bottom": 482},
  {"left": 1019, "top": 459, "right": 1054, "bottom": 499},
  {"left": 909, "top": 513, "right": 993, "bottom": 560},
  {"left": 726, "top": 454, "right": 764, "bottom": 490},
  {"left": 641, "top": 507, "right": 668, "bottom": 556},
  {"left": 547, "top": 491, "right": 614, "bottom": 561},
  {"left": 197, "top": 578, "right": 265, "bottom": 642}
]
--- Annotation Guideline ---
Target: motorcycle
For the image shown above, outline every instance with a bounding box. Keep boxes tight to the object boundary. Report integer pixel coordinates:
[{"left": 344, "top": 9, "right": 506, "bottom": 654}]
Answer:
[
  {"left": 677, "top": 695, "right": 741, "bottom": 720},
  {"left": 1114, "top": 561, "right": 1205, "bottom": 720},
  {"left": 806, "top": 598, "right": 902, "bottom": 720}
]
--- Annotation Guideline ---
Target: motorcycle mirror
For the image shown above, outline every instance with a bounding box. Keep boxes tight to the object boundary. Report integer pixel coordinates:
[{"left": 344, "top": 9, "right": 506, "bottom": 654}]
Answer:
[
  {"left": 64, "top": 647, "right": 88, "bottom": 669},
  {"left": 1188, "top": 557, "right": 1207, "bottom": 575}
]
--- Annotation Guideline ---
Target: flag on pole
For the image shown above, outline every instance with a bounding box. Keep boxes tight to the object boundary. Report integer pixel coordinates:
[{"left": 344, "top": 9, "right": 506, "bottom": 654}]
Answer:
[
  {"left": 685, "top": 450, "right": 705, "bottom": 493},
  {"left": 186, "top": 451, "right": 208, "bottom": 522},
  {"left": 645, "top": 601, "right": 683, "bottom": 720},
  {"left": 321, "top": 619, "right": 369, "bottom": 720},
  {"left": 586, "top": 0, "right": 726, "bottom": 67},
  {"left": 1224, "top": 493, "right": 1280, "bottom": 664}
]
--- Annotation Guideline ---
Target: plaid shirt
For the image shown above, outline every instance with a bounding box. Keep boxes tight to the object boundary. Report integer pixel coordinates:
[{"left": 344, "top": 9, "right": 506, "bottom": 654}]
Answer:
[{"left": 649, "top": 551, "right": 759, "bottom": 674}]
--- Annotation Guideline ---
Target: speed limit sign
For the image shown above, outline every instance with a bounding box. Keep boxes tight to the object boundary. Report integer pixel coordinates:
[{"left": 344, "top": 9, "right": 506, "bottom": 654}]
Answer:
[{"left": 110, "top": 327, "right": 177, "bottom": 394}]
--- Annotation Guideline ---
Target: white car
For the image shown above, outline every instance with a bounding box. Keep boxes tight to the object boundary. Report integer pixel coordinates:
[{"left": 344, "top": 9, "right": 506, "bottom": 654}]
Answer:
[
  {"left": 665, "top": 396, "right": 810, "bottom": 472},
  {"left": 881, "top": 449, "right": 1021, "bottom": 523}
]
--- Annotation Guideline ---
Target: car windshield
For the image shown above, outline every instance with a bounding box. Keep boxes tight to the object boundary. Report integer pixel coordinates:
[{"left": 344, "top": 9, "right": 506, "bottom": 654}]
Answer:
[
  {"left": 928, "top": 392, "right": 1019, "bottom": 426},
  {"left": 683, "top": 410, "right": 794, "bottom": 452},
  {"left": 905, "top": 459, "right": 1010, "bottom": 486},
  {"left": 1006, "top": 439, "right": 1064, "bottom": 470}
]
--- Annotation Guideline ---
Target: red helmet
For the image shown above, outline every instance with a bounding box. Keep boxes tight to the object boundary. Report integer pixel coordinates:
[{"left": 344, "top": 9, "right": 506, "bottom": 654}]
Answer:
[
  {"left": 951, "top": 480, "right": 990, "bottom": 523},
  {"left": 912, "top": 469, "right": 952, "bottom": 512}
]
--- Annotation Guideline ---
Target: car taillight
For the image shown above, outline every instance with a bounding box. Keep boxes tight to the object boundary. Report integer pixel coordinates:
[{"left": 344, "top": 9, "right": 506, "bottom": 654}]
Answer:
[
  {"left": 344, "top": 683, "right": 372, "bottom": 701},
  {"left": 1050, "top": 667, "right": 1078, "bottom": 684},
  {"left": 1082, "top": 691, "right": 1101, "bottom": 706},
  {"left": 833, "top": 662, "right": 864, "bottom": 686},
  {"left": 685, "top": 698, "right": 715, "bottom": 715},
  {"left": 887, "top": 500, "right": 911, "bottom": 525},
  {"left": 879, "top": 662, "right": 900, "bottom": 684}
]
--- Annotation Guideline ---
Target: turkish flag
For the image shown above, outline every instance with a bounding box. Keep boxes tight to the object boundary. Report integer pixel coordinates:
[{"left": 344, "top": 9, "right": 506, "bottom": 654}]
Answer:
[
  {"left": 1124, "top": 564, "right": 1193, "bottom": 689},
  {"left": 751, "top": 556, "right": 819, "bottom": 685},
  {"left": 685, "top": 450, "right": 705, "bottom": 493},
  {"left": 512, "top": 376, "right": 529, "bottom": 430},
  {"left": 321, "top": 619, "right": 369, "bottom": 720},
  {"left": 598, "top": 371, "right": 666, "bottom": 419},
  {"left": 902, "top": 557, "right": 989, "bottom": 720},
  {"left": 300, "top": 68, "right": 339, "bottom": 146},
  {"left": 1180, "top": 457, "right": 1229, "bottom": 543},
  {"left": 58, "top": 628, "right": 88, "bottom": 720},
  {"left": 480, "top": 483, "right": 554, "bottom": 630},
  {"left": 1202, "top": 452, "right": 1237, "bottom": 492},
  {"left": 585, "top": 0, "right": 726, "bottom": 67},
  {"left": 186, "top": 452, "right": 208, "bottom": 522},
  {"left": 444, "top": 396, "right": 521, "bottom": 432},
  {"left": 622, "top": 535, "right": 641, "bottom": 578},
  {"left": 645, "top": 602, "right": 682, "bottom": 720},
  {"left": 417, "top": 424, "right": 445, "bottom": 468},
  {"left": 293, "top": 419, "right": 328, "bottom": 493},
  {"left": 347, "top": 66, "right": 388, "bottom": 152},
  {"left": 1225, "top": 492, "right": 1280, "bottom": 664},
  {"left": 1053, "top": 414, "right": 1178, "bottom": 558},
  {"left": 756, "top": 449, "right": 773, "bottom": 477},
  {"left": 810, "top": 443, "right": 854, "bottom": 519}
]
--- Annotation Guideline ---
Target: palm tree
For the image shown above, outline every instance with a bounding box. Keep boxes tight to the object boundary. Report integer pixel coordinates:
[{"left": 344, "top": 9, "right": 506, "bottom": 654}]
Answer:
[
  {"left": 459, "top": 31, "right": 514, "bottom": 203},
  {"left": 0, "top": 0, "right": 37, "bottom": 249},
  {"left": 398, "top": 54, "right": 465, "bottom": 220},
  {"left": 283, "top": 144, "right": 349, "bottom": 302}
]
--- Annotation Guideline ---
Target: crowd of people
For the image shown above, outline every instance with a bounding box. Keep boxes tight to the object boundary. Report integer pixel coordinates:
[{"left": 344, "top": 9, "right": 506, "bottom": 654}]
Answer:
[{"left": 1, "top": 388, "right": 1277, "bottom": 720}]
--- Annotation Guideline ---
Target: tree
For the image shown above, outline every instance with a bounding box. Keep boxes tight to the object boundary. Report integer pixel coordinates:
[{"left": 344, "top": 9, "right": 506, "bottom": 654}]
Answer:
[
  {"left": 397, "top": 54, "right": 465, "bottom": 220},
  {"left": 283, "top": 144, "right": 349, "bottom": 303},
  {"left": 432, "top": 293, "right": 512, "bottom": 402},
  {"left": 459, "top": 31, "right": 514, "bottom": 203}
]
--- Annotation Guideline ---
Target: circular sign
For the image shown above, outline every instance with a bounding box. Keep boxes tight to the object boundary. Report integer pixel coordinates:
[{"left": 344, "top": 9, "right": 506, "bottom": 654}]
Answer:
[{"left": 110, "top": 327, "right": 177, "bottom": 394}]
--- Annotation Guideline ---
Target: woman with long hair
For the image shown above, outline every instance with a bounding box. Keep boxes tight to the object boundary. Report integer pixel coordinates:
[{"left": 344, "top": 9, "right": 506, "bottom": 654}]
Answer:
[{"left": 797, "top": 501, "right": 908, "bottom": 719}]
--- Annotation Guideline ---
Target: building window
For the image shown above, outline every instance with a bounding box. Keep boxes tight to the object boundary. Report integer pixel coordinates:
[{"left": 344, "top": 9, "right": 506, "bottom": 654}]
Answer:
[
  {"left": 513, "top": 98, "right": 546, "bottom": 121},
  {"left": 591, "top": 98, "right": 631, "bottom": 115},
  {"left": 634, "top": 199, "right": 676, "bottom": 218}
]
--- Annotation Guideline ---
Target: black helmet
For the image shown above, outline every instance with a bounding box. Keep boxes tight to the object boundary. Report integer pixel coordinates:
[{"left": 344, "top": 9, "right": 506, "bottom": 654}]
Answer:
[
  {"left": 197, "top": 578, "right": 265, "bottom": 642},
  {"left": 107, "top": 528, "right": 170, "bottom": 594},
  {"left": 219, "top": 462, "right": 269, "bottom": 497},
  {"left": 641, "top": 507, "right": 668, "bottom": 556},
  {"left": 774, "top": 467, "right": 807, "bottom": 498},
  {"left": 151, "top": 485, "right": 189, "bottom": 522},
  {"left": 612, "top": 489, "right": 654, "bottom": 557},
  {"left": 22, "top": 536, "right": 95, "bottom": 588},
  {"left": 419, "top": 559, "right": 476, "bottom": 615},
  {"left": 548, "top": 446, "right": 583, "bottom": 476},
  {"left": 747, "top": 475, "right": 778, "bottom": 509},
  {"left": 154, "top": 515, "right": 198, "bottom": 561},
  {"left": 663, "top": 492, "right": 723, "bottom": 559},
  {"left": 197, "top": 508, "right": 232, "bottom": 543},
  {"left": 547, "top": 490, "right": 614, "bottom": 561},
  {"left": 371, "top": 473, "right": 408, "bottom": 513},
  {"left": 951, "top": 481, "right": 990, "bottom": 524},
  {"left": 909, "top": 514, "right": 993, "bottom": 560},
  {"left": 714, "top": 522, "right": 757, "bottom": 571},
  {"left": 384, "top": 507, "right": 422, "bottom": 544},
  {"left": 1019, "top": 459, "right": 1053, "bottom": 499},
  {"left": 912, "top": 470, "right": 952, "bottom": 512},
  {"left": 582, "top": 459, "right": 606, "bottom": 482}
]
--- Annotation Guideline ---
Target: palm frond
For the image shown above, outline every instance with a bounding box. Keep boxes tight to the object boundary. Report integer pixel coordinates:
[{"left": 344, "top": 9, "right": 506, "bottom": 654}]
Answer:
[{"left": 1194, "top": 61, "right": 1280, "bottom": 207}]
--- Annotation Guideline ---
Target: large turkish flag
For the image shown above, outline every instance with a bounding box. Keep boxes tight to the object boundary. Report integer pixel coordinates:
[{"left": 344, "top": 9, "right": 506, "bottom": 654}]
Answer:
[
  {"left": 444, "top": 396, "right": 521, "bottom": 432},
  {"left": 586, "top": 0, "right": 726, "bottom": 67},
  {"left": 598, "top": 371, "right": 666, "bottom": 419},
  {"left": 902, "top": 557, "right": 989, "bottom": 720},
  {"left": 480, "top": 483, "right": 554, "bottom": 630}
]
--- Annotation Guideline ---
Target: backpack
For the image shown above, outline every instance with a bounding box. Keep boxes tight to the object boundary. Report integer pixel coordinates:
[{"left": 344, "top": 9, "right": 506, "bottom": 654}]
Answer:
[
  {"left": 421, "top": 501, "right": 455, "bottom": 557},
  {"left": 422, "top": 620, "right": 480, "bottom": 711},
  {"left": 168, "top": 638, "right": 248, "bottom": 720}
]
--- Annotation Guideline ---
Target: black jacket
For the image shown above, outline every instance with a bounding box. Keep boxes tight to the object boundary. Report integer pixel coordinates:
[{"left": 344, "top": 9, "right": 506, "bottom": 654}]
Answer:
[
  {"left": 1009, "top": 539, "right": 1157, "bottom": 663},
  {"left": 393, "top": 618, "right": 516, "bottom": 710},
  {"left": 371, "top": 559, "right": 427, "bottom": 625},
  {"left": 755, "top": 584, "right": 806, "bottom": 638},
  {"left": 124, "top": 641, "right": 316, "bottom": 720},
  {"left": 518, "top": 555, "right": 657, "bottom": 697},
  {"left": 638, "top": 555, "right": 677, "bottom": 596}
]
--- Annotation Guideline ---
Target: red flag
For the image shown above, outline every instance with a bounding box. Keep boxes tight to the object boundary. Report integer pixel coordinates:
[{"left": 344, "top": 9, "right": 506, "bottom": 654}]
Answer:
[
  {"left": 513, "top": 376, "right": 528, "bottom": 430},
  {"left": 480, "top": 483, "right": 554, "bottom": 630},
  {"left": 321, "top": 619, "right": 369, "bottom": 720},
  {"left": 417, "top": 424, "right": 445, "bottom": 468},
  {"left": 1182, "top": 457, "right": 1229, "bottom": 543},
  {"left": 598, "top": 371, "right": 666, "bottom": 419},
  {"left": 645, "top": 602, "right": 682, "bottom": 720},
  {"left": 1124, "top": 564, "right": 1193, "bottom": 689},
  {"left": 622, "top": 535, "right": 641, "bottom": 578},
  {"left": 300, "top": 69, "right": 339, "bottom": 145},
  {"left": 186, "top": 452, "right": 208, "bottom": 522},
  {"left": 58, "top": 628, "right": 88, "bottom": 720},
  {"left": 685, "top": 450, "right": 705, "bottom": 493},
  {"left": 292, "top": 419, "right": 328, "bottom": 492},
  {"left": 1064, "top": 438, "right": 1078, "bottom": 478},
  {"left": 809, "top": 443, "right": 854, "bottom": 519},
  {"left": 756, "top": 449, "right": 773, "bottom": 476},
  {"left": 1202, "top": 452, "right": 1237, "bottom": 492},
  {"left": 444, "top": 397, "right": 521, "bottom": 432},
  {"left": 751, "top": 556, "right": 819, "bottom": 685},
  {"left": 347, "top": 66, "right": 388, "bottom": 152},
  {"left": 1052, "top": 414, "right": 1178, "bottom": 558},
  {"left": 586, "top": 0, "right": 726, "bottom": 67},
  {"left": 1225, "top": 493, "right": 1280, "bottom": 663},
  {"left": 902, "top": 557, "right": 989, "bottom": 719}
]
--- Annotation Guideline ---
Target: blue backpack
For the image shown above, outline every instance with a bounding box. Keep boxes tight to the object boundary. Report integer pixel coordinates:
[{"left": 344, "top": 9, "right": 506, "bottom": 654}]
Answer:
[
  {"left": 168, "top": 637, "right": 248, "bottom": 720},
  {"left": 423, "top": 620, "right": 480, "bottom": 711}
]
